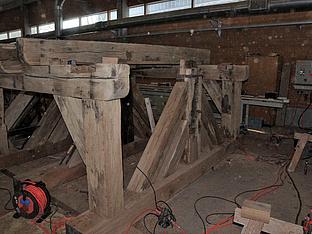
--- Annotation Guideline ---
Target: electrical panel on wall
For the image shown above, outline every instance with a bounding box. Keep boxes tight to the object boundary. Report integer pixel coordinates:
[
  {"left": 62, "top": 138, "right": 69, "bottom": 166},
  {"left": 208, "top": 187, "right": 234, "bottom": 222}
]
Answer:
[{"left": 294, "top": 60, "right": 312, "bottom": 90}]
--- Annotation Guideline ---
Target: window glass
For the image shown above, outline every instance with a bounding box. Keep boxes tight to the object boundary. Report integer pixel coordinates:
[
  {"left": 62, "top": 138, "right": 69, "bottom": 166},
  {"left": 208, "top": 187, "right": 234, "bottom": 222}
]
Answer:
[
  {"left": 194, "top": 0, "right": 243, "bottom": 7},
  {"left": 39, "top": 23, "right": 55, "bottom": 33},
  {"left": 129, "top": 4, "right": 145, "bottom": 17},
  {"left": 81, "top": 12, "right": 107, "bottom": 26},
  {"left": 9, "top": 29, "right": 22, "bottom": 39},
  {"left": 31, "top": 26, "right": 38, "bottom": 34},
  {"left": 63, "top": 18, "right": 80, "bottom": 29},
  {"left": 146, "top": 0, "right": 191, "bottom": 14},
  {"left": 109, "top": 9, "right": 117, "bottom": 20},
  {"left": 0, "top": 32, "right": 8, "bottom": 40}
]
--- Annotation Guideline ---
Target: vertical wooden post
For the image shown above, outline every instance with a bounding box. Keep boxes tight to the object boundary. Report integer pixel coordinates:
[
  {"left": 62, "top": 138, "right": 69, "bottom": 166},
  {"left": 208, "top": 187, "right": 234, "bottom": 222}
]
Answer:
[
  {"left": 83, "top": 99, "right": 124, "bottom": 217},
  {"left": 180, "top": 60, "right": 201, "bottom": 163},
  {"left": 221, "top": 80, "right": 242, "bottom": 139},
  {"left": 0, "top": 88, "right": 9, "bottom": 155}
]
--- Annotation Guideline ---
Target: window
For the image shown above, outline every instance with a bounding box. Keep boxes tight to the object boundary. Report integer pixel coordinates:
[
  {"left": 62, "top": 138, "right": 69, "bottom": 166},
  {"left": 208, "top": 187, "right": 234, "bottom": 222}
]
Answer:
[
  {"left": 39, "top": 23, "right": 55, "bottom": 33},
  {"left": 31, "top": 26, "right": 38, "bottom": 35},
  {"left": 194, "top": 0, "right": 243, "bottom": 7},
  {"left": 0, "top": 32, "right": 8, "bottom": 40},
  {"left": 146, "top": 0, "right": 191, "bottom": 14},
  {"left": 9, "top": 29, "right": 22, "bottom": 39},
  {"left": 63, "top": 18, "right": 80, "bottom": 29},
  {"left": 109, "top": 9, "right": 117, "bottom": 20},
  {"left": 129, "top": 4, "right": 145, "bottom": 17},
  {"left": 81, "top": 12, "right": 107, "bottom": 26}
]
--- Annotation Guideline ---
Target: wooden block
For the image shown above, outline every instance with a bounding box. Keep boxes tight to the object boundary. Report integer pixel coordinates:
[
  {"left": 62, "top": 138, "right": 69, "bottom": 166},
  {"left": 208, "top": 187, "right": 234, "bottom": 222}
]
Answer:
[
  {"left": 288, "top": 133, "right": 309, "bottom": 172},
  {"left": 234, "top": 208, "right": 303, "bottom": 234},
  {"left": 241, "top": 200, "right": 271, "bottom": 224},
  {"left": 241, "top": 220, "right": 264, "bottom": 234}
]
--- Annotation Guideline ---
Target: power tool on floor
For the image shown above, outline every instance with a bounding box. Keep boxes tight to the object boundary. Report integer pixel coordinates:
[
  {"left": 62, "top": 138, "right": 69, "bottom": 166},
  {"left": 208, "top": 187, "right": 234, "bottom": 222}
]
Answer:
[
  {"left": 12, "top": 178, "right": 51, "bottom": 223},
  {"left": 303, "top": 210, "right": 312, "bottom": 234}
]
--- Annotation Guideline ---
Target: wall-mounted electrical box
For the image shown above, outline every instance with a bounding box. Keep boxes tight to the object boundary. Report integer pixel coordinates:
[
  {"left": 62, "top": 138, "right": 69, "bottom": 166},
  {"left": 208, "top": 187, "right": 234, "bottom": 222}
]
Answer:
[{"left": 294, "top": 60, "right": 312, "bottom": 90}]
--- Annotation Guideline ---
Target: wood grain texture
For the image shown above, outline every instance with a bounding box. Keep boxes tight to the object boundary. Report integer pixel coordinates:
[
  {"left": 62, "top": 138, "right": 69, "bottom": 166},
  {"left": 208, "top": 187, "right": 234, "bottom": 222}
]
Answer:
[
  {"left": 17, "top": 38, "right": 210, "bottom": 66},
  {"left": 234, "top": 208, "right": 303, "bottom": 234},
  {"left": 127, "top": 82, "right": 187, "bottom": 192},
  {"left": 0, "top": 73, "right": 129, "bottom": 101},
  {"left": 288, "top": 133, "right": 309, "bottom": 172},
  {"left": 203, "top": 80, "right": 222, "bottom": 113},
  {"left": 83, "top": 99, "right": 124, "bottom": 217},
  {"left": 5, "top": 93, "right": 34, "bottom": 130},
  {"left": 54, "top": 96, "right": 86, "bottom": 163},
  {"left": 0, "top": 88, "right": 9, "bottom": 155},
  {"left": 24, "top": 100, "right": 61, "bottom": 149},
  {"left": 241, "top": 200, "right": 271, "bottom": 223}
]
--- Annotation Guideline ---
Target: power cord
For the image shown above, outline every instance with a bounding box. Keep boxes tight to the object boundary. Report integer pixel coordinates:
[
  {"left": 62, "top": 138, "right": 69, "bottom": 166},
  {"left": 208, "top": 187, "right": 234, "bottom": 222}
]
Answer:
[
  {"left": 0, "top": 187, "right": 14, "bottom": 211},
  {"left": 298, "top": 93, "right": 312, "bottom": 130},
  {"left": 135, "top": 166, "right": 177, "bottom": 234}
]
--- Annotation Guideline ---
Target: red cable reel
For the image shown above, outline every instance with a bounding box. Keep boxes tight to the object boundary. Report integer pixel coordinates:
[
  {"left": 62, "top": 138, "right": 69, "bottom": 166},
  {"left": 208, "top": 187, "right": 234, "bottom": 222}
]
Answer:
[{"left": 12, "top": 179, "right": 51, "bottom": 223}]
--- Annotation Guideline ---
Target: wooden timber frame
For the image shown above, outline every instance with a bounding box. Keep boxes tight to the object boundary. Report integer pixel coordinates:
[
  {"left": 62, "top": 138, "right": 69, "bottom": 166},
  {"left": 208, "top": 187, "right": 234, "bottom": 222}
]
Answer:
[{"left": 0, "top": 38, "right": 248, "bottom": 233}]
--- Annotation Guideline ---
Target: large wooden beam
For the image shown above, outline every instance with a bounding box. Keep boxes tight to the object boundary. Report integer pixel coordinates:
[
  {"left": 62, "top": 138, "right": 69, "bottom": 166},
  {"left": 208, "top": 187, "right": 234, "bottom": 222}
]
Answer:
[
  {"left": 83, "top": 99, "right": 124, "bottom": 217},
  {"left": 66, "top": 143, "right": 229, "bottom": 234},
  {"left": 5, "top": 93, "right": 34, "bottom": 130},
  {"left": 17, "top": 38, "right": 210, "bottom": 66},
  {"left": 203, "top": 80, "right": 222, "bottom": 113},
  {"left": 127, "top": 82, "right": 187, "bottom": 192},
  {"left": 24, "top": 100, "right": 61, "bottom": 149},
  {"left": 0, "top": 64, "right": 130, "bottom": 101},
  {"left": 0, "top": 88, "right": 9, "bottom": 155},
  {"left": 0, "top": 137, "right": 72, "bottom": 168},
  {"left": 54, "top": 96, "right": 86, "bottom": 163}
]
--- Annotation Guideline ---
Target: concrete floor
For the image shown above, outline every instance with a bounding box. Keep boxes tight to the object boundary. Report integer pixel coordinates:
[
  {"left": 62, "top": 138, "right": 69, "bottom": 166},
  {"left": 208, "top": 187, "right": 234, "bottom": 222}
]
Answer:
[
  {"left": 141, "top": 131, "right": 312, "bottom": 233},
  {"left": 0, "top": 130, "right": 311, "bottom": 234}
]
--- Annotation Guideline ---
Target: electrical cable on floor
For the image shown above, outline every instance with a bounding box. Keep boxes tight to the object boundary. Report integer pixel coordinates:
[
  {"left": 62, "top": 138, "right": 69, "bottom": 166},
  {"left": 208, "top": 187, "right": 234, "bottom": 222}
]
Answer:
[
  {"left": 134, "top": 166, "right": 179, "bottom": 234},
  {"left": 285, "top": 167, "right": 302, "bottom": 224},
  {"left": 205, "top": 212, "right": 234, "bottom": 225},
  {"left": 0, "top": 187, "right": 14, "bottom": 211},
  {"left": 298, "top": 93, "right": 312, "bottom": 130},
  {"left": 194, "top": 195, "right": 239, "bottom": 234}
]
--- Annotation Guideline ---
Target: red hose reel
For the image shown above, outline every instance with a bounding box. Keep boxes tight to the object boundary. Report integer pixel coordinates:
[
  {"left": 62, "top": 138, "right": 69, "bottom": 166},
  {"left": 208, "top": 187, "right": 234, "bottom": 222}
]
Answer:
[{"left": 12, "top": 179, "right": 51, "bottom": 223}]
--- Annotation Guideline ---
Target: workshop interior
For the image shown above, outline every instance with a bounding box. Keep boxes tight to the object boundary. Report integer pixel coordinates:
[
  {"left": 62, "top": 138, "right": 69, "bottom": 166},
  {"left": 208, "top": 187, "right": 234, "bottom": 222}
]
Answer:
[{"left": 0, "top": 0, "right": 311, "bottom": 233}]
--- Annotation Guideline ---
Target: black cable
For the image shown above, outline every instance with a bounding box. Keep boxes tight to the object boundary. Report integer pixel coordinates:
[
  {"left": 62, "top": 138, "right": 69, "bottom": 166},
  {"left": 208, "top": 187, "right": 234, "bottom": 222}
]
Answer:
[
  {"left": 194, "top": 195, "right": 239, "bottom": 234},
  {"left": 285, "top": 168, "right": 302, "bottom": 224},
  {"left": 233, "top": 161, "right": 287, "bottom": 207},
  {"left": 298, "top": 94, "right": 312, "bottom": 130},
  {"left": 0, "top": 187, "right": 14, "bottom": 211},
  {"left": 205, "top": 212, "right": 234, "bottom": 225},
  {"left": 136, "top": 166, "right": 158, "bottom": 209},
  {"left": 143, "top": 212, "right": 158, "bottom": 234},
  {"left": 136, "top": 166, "right": 176, "bottom": 233}
]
